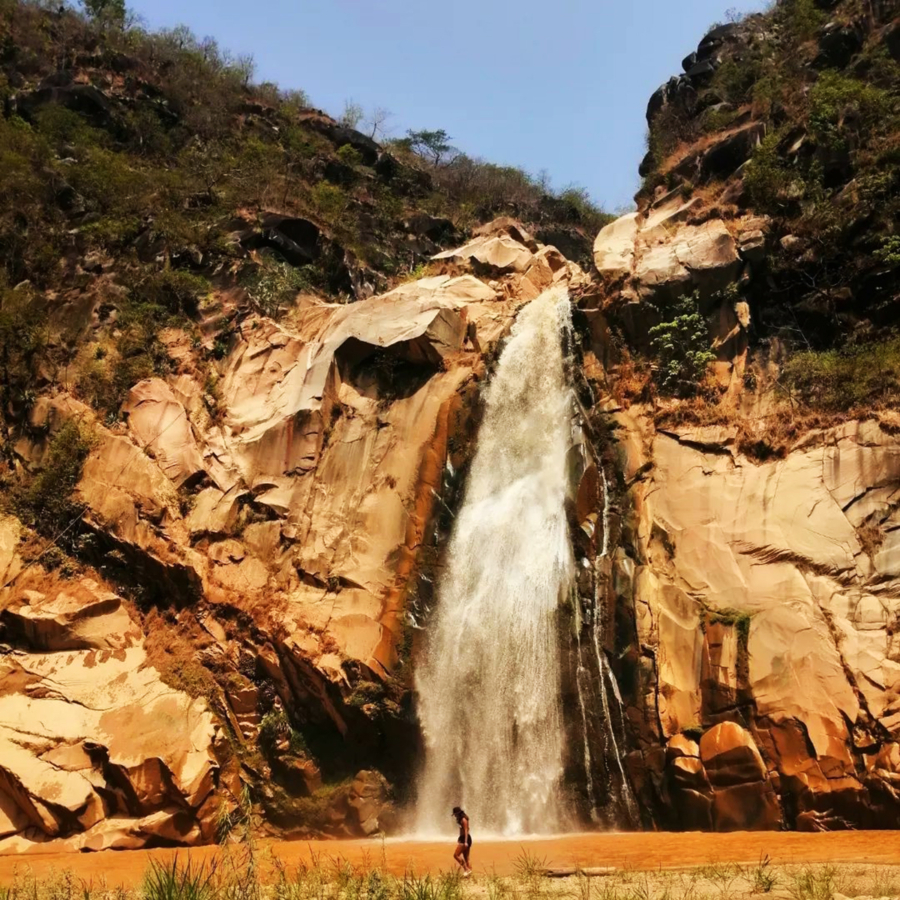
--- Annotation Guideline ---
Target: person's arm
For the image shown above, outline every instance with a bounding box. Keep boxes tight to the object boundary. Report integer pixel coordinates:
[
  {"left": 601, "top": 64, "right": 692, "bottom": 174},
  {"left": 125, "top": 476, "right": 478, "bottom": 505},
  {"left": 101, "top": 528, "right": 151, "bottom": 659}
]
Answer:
[{"left": 463, "top": 817, "right": 469, "bottom": 841}]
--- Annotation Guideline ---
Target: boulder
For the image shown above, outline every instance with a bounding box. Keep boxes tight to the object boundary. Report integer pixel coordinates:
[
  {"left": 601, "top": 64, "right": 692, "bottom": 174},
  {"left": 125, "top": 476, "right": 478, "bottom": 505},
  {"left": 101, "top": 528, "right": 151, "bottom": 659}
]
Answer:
[
  {"left": 739, "top": 229, "right": 767, "bottom": 264},
  {"left": 186, "top": 486, "right": 245, "bottom": 537},
  {"left": 304, "top": 119, "right": 381, "bottom": 166},
  {"left": 593, "top": 214, "right": 638, "bottom": 280},
  {"left": 347, "top": 770, "right": 392, "bottom": 836},
  {"left": 405, "top": 213, "right": 457, "bottom": 244},
  {"left": 621, "top": 408, "right": 900, "bottom": 829},
  {"left": 433, "top": 234, "right": 534, "bottom": 274},
  {"left": 1, "top": 579, "right": 139, "bottom": 652},
  {"left": 712, "top": 781, "right": 782, "bottom": 832},
  {"left": 13, "top": 85, "right": 114, "bottom": 129},
  {"left": 249, "top": 214, "right": 322, "bottom": 267},
  {"left": 815, "top": 23, "right": 864, "bottom": 69},
  {"left": 697, "top": 24, "right": 742, "bottom": 60},
  {"left": 884, "top": 21, "right": 900, "bottom": 62},
  {"left": 646, "top": 76, "right": 698, "bottom": 126},
  {"left": 76, "top": 427, "right": 202, "bottom": 600},
  {"left": 700, "top": 722, "right": 767, "bottom": 789},
  {"left": 635, "top": 220, "right": 741, "bottom": 303},
  {"left": 0, "top": 516, "right": 22, "bottom": 590},
  {"left": 472, "top": 217, "right": 537, "bottom": 249},
  {"left": 699, "top": 123, "right": 767, "bottom": 182}
]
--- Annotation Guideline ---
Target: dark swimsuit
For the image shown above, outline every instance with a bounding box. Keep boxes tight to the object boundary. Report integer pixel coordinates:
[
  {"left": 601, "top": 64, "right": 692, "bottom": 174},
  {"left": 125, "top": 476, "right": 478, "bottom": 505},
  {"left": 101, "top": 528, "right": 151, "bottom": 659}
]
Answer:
[{"left": 458, "top": 819, "right": 472, "bottom": 846}]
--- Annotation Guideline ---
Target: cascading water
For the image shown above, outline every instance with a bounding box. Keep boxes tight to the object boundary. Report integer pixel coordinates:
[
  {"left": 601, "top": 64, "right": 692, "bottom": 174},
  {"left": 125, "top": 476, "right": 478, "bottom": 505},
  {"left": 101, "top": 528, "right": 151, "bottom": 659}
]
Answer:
[
  {"left": 590, "top": 470, "right": 638, "bottom": 823},
  {"left": 572, "top": 466, "right": 638, "bottom": 826},
  {"left": 414, "top": 286, "right": 575, "bottom": 836}
]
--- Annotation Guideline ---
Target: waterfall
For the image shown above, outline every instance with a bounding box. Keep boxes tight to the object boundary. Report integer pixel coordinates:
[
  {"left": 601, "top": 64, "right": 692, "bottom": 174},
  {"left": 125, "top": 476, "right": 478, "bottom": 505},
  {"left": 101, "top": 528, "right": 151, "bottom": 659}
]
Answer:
[{"left": 414, "top": 287, "right": 575, "bottom": 837}]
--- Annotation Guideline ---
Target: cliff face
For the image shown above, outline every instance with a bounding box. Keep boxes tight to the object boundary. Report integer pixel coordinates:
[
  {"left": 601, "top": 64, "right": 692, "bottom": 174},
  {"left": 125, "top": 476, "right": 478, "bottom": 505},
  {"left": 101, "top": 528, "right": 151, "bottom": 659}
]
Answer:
[
  {"left": 0, "top": 221, "right": 588, "bottom": 852},
  {"left": 2, "top": 0, "right": 900, "bottom": 852},
  {"left": 578, "top": 0, "right": 900, "bottom": 832}
]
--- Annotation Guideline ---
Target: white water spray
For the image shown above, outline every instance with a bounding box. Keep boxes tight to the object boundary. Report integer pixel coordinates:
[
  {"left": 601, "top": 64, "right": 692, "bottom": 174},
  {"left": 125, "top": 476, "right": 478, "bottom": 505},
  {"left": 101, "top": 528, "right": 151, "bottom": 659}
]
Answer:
[{"left": 414, "top": 287, "right": 575, "bottom": 836}]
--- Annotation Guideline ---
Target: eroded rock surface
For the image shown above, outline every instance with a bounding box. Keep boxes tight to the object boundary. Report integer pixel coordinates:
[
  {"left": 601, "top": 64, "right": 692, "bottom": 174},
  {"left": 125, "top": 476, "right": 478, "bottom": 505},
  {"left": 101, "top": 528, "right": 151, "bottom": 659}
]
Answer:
[
  {"left": 0, "top": 576, "right": 219, "bottom": 853},
  {"left": 610, "top": 412, "right": 900, "bottom": 831}
]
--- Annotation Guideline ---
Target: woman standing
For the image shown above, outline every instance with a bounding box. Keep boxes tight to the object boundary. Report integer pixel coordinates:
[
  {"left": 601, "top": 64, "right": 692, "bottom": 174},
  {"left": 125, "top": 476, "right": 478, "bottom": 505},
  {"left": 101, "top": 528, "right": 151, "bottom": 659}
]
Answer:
[{"left": 452, "top": 806, "right": 473, "bottom": 876}]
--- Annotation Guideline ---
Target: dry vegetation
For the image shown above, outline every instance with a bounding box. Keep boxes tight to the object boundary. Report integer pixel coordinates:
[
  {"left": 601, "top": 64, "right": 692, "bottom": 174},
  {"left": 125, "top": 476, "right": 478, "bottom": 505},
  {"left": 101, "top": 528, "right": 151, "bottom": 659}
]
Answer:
[
  {"left": 633, "top": 0, "right": 900, "bottom": 420},
  {"left": 4, "top": 854, "right": 900, "bottom": 900}
]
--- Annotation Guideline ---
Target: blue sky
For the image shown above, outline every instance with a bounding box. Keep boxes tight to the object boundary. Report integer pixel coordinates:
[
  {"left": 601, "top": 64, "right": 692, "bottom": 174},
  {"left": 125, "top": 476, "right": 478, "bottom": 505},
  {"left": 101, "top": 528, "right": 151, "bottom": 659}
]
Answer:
[{"left": 126, "top": 0, "right": 768, "bottom": 211}]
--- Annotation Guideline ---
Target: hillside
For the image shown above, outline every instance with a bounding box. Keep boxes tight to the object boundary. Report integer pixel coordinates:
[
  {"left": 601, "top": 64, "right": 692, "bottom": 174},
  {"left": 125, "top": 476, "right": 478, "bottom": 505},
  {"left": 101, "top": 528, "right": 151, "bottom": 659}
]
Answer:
[
  {"left": 614, "top": 0, "right": 900, "bottom": 431},
  {"left": 1, "top": 0, "right": 900, "bottom": 853}
]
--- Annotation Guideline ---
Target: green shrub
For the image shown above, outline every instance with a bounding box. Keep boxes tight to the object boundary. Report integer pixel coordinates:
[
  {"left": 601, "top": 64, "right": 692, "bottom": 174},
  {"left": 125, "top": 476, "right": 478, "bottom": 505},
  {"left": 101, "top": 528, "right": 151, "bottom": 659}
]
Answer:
[
  {"left": 77, "top": 271, "right": 197, "bottom": 414},
  {"left": 781, "top": 0, "right": 825, "bottom": 43},
  {"left": 68, "top": 146, "right": 147, "bottom": 215},
  {"left": 347, "top": 680, "right": 385, "bottom": 709},
  {"left": 243, "top": 258, "right": 309, "bottom": 317},
  {"left": 782, "top": 336, "right": 900, "bottom": 412},
  {"left": 743, "top": 132, "right": 801, "bottom": 213},
  {"left": 33, "top": 105, "right": 104, "bottom": 152},
  {"left": 808, "top": 72, "right": 893, "bottom": 151},
  {"left": 336, "top": 144, "right": 363, "bottom": 167},
  {"left": 284, "top": 780, "right": 352, "bottom": 832},
  {"left": 259, "top": 709, "right": 291, "bottom": 750},
  {"left": 0, "top": 282, "right": 47, "bottom": 425},
  {"left": 258, "top": 708, "right": 310, "bottom": 757},
  {"left": 648, "top": 292, "right": 716, "bottom": 396},
  {"left": 137, "top": 270, "right": 210, "bottom": 316},
  {"left": 710, "top": 56, "right": 762, "bottom": 106},
  {"left": 13, "top": 421, "right": 91, "bottom": 533},
  {"left": 311, "top": 182, "right": 348, "bottom": 221},
  {"left": 157, "top": 652, "right": 219, "bottom": 703},
  {"left": 0, "top": 117, "right": 61, "bottom": 285},
  {"left": 876, "top": 236, "right": 900, "bottom": 268},
  {"left": 701, "top": 106, "right": 741, "bottom": 135}
]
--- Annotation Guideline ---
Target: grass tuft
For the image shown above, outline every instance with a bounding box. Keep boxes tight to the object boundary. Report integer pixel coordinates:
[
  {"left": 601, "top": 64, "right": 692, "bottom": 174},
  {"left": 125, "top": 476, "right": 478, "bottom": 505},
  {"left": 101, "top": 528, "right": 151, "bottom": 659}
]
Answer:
[{"left": 142, "top": 856, "right": 216, "bottom": 900}]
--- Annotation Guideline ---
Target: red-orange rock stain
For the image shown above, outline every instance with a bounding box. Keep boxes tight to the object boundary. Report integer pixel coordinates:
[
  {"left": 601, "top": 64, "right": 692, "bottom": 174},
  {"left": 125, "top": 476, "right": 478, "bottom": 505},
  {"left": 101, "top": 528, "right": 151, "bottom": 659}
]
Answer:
[{"left": 4, "top": 832, "right": 900, "bottom": 887}]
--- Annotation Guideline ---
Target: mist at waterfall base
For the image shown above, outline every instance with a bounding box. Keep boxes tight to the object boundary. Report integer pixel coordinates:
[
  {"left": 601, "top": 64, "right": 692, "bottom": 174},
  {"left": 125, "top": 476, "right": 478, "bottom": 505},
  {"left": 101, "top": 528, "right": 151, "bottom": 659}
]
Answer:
[{"left": 413, "top": 287, "right": 576, "bottom": 838}]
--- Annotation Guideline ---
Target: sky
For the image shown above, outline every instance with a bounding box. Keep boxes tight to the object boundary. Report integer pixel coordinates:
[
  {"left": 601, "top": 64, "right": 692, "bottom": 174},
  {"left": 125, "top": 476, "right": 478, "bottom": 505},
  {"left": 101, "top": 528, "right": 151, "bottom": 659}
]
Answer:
[{"left": 125, "top": 0, "right": 769, "bottom": 212}]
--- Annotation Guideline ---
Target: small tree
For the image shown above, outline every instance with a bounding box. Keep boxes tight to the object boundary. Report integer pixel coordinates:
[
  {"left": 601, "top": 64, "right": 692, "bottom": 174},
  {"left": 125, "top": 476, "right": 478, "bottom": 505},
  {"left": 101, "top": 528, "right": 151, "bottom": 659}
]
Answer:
[
  {"left": 363, "top": 106, "right": 393, "bottom": 141},
  {"left": 649, "top": 291, "right": 716, "bottom": 395},
  {"left": 340, "top": 100, "right": 363, "bottom": 130},
  {"left": 406, "top": 128, "right": 453, "bottom": 166},
  {"left": 81, "top": 0, "right": 126, "bottom": 25}
]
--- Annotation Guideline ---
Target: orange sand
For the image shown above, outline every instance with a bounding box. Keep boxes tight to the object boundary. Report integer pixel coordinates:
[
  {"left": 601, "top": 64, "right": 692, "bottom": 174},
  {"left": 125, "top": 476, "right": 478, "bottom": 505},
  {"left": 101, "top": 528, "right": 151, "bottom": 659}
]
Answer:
[{"left": 3, "top": 832, "right": 900, "bottom": 887}]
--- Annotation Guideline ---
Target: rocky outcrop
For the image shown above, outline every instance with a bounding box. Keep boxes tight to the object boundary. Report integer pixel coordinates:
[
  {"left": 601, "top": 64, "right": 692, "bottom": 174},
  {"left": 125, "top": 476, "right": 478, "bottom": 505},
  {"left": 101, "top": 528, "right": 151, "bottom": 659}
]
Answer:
[
  {"left": 0, "top": 222, "right": 587, "bottom": 850},
  {"left": 0, "top": 575, "right": 220, "bottom": 853},
  {"left": 592, "top": 198, "right": 769, "bottom": 387},
  {"left": 599, "top": 411, "right": 900, "bottom": 832},
  {"left": 594, "top": 196, "right": 764, "bottom": 301}
]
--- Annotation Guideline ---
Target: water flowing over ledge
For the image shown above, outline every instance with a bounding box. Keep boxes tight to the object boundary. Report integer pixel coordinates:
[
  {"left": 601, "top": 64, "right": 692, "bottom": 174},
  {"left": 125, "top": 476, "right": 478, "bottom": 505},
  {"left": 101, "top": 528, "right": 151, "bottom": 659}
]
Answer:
[{"left": 414, "top": 287, "right": 575, "bottom": 837}]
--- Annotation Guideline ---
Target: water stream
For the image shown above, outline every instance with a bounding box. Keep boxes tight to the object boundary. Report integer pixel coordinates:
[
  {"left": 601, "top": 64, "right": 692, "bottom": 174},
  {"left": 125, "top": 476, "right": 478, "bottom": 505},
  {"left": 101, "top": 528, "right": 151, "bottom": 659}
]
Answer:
[{"left": 414, "top": 287, "right": 575, "bottom": 836}]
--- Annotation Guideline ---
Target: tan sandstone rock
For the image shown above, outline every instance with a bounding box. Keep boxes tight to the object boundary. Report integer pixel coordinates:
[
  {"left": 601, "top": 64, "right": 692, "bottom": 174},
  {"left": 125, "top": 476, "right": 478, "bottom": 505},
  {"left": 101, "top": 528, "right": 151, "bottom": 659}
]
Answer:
[{"left": 0, "top": 576, "right": 218, "bottom": 851}]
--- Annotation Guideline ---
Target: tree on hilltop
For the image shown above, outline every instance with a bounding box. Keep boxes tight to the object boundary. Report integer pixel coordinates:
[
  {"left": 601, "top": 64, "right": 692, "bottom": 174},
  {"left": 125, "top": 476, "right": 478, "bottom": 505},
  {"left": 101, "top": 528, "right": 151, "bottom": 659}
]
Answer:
[
  {"left": 81, "top": 0, "right": 126, "bottom": 25},
  {"left": 406, "top": 129, "right": 453, "bottom": 166}
]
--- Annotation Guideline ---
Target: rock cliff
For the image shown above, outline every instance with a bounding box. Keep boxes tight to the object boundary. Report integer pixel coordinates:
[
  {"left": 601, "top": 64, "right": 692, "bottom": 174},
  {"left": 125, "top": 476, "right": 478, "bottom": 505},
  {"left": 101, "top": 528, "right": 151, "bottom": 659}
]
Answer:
[
  {"left": 0, "top": 218, "right": 588, "bottom": 851},
  {"left": 570, "top": 0, "right": 900, "bottom": 832}
]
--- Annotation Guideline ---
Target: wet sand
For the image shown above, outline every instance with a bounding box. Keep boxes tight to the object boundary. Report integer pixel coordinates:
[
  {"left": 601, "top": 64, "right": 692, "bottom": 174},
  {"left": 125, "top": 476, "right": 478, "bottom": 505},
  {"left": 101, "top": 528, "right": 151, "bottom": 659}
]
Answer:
[{"left": 3, "top": 831, "right": 900, "bottom": 887}]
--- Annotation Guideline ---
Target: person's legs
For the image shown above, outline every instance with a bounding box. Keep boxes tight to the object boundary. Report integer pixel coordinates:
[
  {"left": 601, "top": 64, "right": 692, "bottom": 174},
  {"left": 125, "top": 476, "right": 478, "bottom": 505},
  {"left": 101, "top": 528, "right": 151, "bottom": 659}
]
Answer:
[
  {"left": 454, "top": 843, "right": 466, "bottom": 871},
  {"left": 463, "top": 841, "right": 472, "bottom": 873}
]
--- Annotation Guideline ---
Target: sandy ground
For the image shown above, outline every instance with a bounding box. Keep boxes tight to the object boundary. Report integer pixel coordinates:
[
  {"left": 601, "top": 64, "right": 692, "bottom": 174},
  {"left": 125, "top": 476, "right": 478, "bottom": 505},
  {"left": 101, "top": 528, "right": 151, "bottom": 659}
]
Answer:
[{"left": 3, "top": 831, "right": 900, "bottom": 888}]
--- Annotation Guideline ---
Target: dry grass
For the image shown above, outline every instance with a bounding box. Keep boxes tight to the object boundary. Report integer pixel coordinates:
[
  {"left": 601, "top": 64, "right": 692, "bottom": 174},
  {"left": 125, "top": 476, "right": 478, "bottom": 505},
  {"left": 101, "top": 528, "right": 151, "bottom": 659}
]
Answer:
[{"left": 3, "top": 858, "right": 900, "bottom": 900}]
